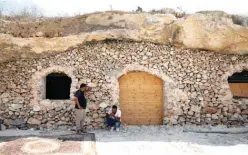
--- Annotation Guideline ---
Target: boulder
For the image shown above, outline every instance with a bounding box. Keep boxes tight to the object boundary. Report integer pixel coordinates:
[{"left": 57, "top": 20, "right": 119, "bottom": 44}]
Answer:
[
  {"left": 33, "top": 105, "right": 41, "bottom": 111},
  {"left": 170, "top": 117, "right": 178, "bottom": 125},
  {"left": 0, "top": 93, "right": 9, "bottom": 98},
  {"left": 85, "top": 117, "right": 93, "bottom": 124},
  {"left": 3, "top": 119, "right": 11, "bottom": 126},
  {"left": 40, "top": 100, "right": 51, "bottom": 106},
  {"left": 1, "top": 124, "right": 6, "bottom": 130},
  {"left": 241, "top": 110, "right": 248, "bottom": 115},
  {"left": 211, "top": 114, "right": 218, "bottom": 120},
  {"left": 46, "top": 123, "right": 54, "bottom": 129},
  {"left": 94, "top": 92, "right": 102, "bottom": 98},
  {"left": 2, "top": 98, "right": 9, "bottom": 103},
  {"left": 9, "top": 119, "right": 25, "bottom": 126},
  {"left": 95, "top": 118, "right": 104, "bottom": 123},
  {"left": 92, "top": 113, "right": 99, "bottom": 119},
  {"left": 99, "top": 102, "right": 108, "bottom": 109},
  {"left": 57, "top": 121, "right": 67, "bottom": 125},
  {"left": 163, "top": 13, "right": 248, "bottom": 54},
  {"left": 87, "top": 83, "right": 97, "bottom": 88},
  {"left": 230, "top": 113, "right": 243, "bottom": 121},
  {"left": 204, "top": 107, "right": 218, "bottom": 114},
  {"left": 8, "top": 119, "right": 27, "bottom": 129},
  {"left": 35, "top": 32, "right": 43, "bottom": 37},
  {"left": 27, "top": 118, "right": 41, "bottom": 125},
  {"left": 99, "top": 113, "right": 106, "bottom": 118},
  {"left": 92, "top": 103, "right": 100, "bottom": 110},
  {"left": 240, "top": 104, "right": 247, "bottom": 110},
  {"left": 10, "top": 103, "right": 23, "bottom": 110}
]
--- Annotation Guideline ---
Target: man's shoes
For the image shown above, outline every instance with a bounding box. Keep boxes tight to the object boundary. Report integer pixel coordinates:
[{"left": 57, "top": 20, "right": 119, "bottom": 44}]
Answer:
[
  {"left": 110, "top": 127, "right": 114, "bottom": 131},
  {"left": 76, "top": 130, "right": 82, "bottom": 134},
  {"left": 116, "top": 128, "right": 120, "bottom": 132},
  {"left": 81, "top": 129, "right": 87, "bottom": 133},
  {"left": 76, "top": 129, "right": 87, "bottom": 134}
]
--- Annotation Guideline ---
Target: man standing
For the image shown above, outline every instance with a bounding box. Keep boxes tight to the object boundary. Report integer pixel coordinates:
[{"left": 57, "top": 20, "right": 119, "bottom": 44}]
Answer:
[
  {"left": 105, "top": 105, "right": 121, "bottom": 131},
  {"left": 74, "top": 83, "right": 92, "bottom": 133}
]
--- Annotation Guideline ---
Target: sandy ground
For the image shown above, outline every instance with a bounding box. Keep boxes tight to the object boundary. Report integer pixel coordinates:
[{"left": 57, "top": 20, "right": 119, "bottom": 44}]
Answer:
[{"left": 94, "top": 125, "right": 248, "bottom": 155}]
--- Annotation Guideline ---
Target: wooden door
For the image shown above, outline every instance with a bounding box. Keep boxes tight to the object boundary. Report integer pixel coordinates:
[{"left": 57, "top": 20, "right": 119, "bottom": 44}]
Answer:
[
  {"left": 229, "top": 83, "right": 248, "bottom": 97},
  {"left": 119, "top": 72, "right": 163, "bottom": 125}
]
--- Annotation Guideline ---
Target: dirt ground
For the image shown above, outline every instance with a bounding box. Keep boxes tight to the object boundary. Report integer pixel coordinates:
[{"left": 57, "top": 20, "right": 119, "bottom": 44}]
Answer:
[
  {"left": 0, "top": 130, "right": 95, "bottom": 155},
  {"left": 94, "top": 125, "right": 248, "bottom": 155},
  {"left": 0, "top": 137, "right": 83, "bottom": 155},
  {"left": 0, "top": 126, "right": 248, "bottom": 155}
]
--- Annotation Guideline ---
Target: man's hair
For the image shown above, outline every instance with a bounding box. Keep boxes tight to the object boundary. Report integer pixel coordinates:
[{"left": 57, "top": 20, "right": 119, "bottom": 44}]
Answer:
[
  {"left": 80, "top": 83, "right": 87, "bottom": 88},
  {"left": 112, "top": 105, "right": 117, "bottom": 109}
]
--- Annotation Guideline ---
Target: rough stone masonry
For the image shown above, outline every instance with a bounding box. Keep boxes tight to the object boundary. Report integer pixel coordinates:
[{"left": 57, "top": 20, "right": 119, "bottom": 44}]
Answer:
[{"left": 0, "top": 40, "right": 247, "bottom": 130}]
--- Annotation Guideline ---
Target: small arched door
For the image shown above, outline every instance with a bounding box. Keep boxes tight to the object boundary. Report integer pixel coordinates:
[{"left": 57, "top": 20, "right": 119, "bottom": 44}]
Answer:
[{"left": 119, "top": 71, "right": 164, "bottom": 125}]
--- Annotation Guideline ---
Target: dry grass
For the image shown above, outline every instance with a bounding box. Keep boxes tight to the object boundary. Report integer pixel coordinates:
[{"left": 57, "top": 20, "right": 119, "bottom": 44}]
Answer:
[
  {"left": 0, "top": 13, "right": 120, "bottom": 38},
  {"left": 149, "top": 7, "right": 186, "bottom": 18}
]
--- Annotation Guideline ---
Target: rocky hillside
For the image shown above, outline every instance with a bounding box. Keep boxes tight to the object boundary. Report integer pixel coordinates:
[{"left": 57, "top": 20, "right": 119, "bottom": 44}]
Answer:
[{"left": 0, "top": 11, "right": 248, "bottom": 63}]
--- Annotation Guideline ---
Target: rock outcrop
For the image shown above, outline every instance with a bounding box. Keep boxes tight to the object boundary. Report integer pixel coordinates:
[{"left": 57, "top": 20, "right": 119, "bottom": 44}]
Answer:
[{"left": 0, "top": 11, "right": 248, "bottom": 63}]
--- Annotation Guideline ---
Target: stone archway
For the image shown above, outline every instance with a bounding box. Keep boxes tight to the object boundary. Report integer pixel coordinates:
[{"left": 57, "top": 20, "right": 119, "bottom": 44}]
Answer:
[
  {"left": 220, "top": 63, "right": 248, "bottom": 104},
  {"left": 109, "top": 64, "right": 189, "bottom": 125},
  {"left": 30, "top": 66, "right": 78, "bottom": 109}
]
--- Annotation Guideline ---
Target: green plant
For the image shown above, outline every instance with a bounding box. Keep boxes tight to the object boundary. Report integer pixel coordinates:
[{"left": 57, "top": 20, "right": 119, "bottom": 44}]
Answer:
[
  {"left": 232, "top": 15, "right": 248, "bottom": 27},
  {"left": 136, "top": 6, "right": 143, "bottom": 12}
]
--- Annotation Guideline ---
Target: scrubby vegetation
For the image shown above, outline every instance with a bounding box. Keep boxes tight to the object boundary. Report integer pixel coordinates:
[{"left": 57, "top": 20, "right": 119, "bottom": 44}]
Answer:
[{"left": 232, "top": 15, "right": 248, "bottom": 27}]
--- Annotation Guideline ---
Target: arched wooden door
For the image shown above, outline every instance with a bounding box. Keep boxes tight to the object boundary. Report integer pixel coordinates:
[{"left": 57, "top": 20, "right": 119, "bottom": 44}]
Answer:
[{"left": 119, "top": 71, "right": 164, "bottom": 125}]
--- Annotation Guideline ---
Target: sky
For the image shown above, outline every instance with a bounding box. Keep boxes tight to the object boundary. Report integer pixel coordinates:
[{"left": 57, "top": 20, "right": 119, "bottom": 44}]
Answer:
[{"left": 1, "top": 0, "right": 247, "bottom": 17}]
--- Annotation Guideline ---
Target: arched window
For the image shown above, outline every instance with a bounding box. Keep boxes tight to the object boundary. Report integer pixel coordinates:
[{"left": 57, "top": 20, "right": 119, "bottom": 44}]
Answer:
[
  {"left": 46, "top": 73, "right": 72, "bottom": 100},
  {"left": 228, "top": 70, "right": 248, "bottom": 98}
]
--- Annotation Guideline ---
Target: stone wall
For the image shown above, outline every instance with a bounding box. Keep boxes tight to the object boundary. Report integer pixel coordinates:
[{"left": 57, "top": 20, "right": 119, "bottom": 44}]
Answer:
[{"left": 0, "top": 40, "right": 247, "bottom": 130}]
